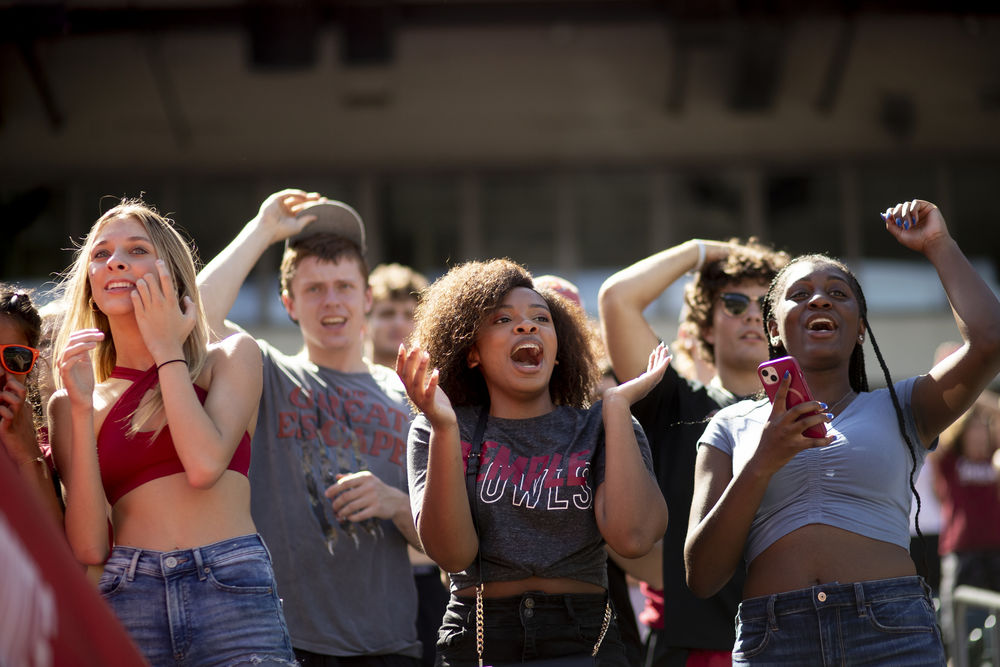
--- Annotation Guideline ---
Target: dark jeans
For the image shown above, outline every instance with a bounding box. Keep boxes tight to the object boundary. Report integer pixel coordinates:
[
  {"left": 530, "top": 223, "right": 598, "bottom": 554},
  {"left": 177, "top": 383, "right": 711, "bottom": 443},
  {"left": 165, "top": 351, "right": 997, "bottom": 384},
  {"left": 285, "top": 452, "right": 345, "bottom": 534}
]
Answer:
[
  {"left": 435, "top": 591, "right": 627, "bottom": 666},
  {"left": 294, "top": 649, "right": 421, "bottom": 667},
  {"left": 414, "top": 566, "right": 450, "bottom": 667}
]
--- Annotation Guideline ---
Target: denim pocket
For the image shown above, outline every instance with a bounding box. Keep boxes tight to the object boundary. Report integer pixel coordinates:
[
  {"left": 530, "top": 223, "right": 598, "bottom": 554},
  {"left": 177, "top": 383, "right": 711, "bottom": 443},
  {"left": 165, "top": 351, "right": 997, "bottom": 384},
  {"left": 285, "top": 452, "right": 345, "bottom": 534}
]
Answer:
[
  {"left": 733, "top": 616, "right": 773, "bottom": 661},
  {"left": 866, "top": 596, "right": 936, "bottom": 635},
  {"left": 204, "top": 551, "right": 275, "bottom": 594},
  {"left": 97, "top": 566, "right": 128, "bottom": 598}
]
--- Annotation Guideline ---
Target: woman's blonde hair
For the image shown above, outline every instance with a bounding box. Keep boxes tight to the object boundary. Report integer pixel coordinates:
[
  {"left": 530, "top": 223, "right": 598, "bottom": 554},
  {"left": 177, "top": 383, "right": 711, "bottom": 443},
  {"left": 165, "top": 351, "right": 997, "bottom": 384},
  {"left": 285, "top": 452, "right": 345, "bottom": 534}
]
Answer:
[{"left": 54, "top": 199, "right": 208, "bottom": 436}]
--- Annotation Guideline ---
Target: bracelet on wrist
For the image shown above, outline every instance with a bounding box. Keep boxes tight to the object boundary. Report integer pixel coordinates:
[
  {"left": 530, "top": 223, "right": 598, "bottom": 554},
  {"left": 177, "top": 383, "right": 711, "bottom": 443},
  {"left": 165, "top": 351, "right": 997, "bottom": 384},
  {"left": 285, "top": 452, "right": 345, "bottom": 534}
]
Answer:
[
  {"left": 694, "top": 241, "right": 706, "bottom": 272},
  {"left": 156, "top": 358, "right": 188, "bottom": 372}
]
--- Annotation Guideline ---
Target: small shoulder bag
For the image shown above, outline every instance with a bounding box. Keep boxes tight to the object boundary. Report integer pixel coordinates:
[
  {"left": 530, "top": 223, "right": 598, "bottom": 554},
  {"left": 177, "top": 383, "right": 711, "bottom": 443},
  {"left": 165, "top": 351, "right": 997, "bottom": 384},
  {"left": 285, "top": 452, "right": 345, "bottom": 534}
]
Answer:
[{"left": 464, "top": 406, "right": 611, "bottom": 667}]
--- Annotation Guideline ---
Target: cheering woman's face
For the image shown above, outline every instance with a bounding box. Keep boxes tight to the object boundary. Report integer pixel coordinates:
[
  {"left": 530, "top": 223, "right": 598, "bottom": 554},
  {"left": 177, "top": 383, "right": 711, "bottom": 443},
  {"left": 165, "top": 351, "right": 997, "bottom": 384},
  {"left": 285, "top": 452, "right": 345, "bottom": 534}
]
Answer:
[
  {"left": 467, "top": 287, "right": 558, "bottom": 403},
  {"left": 768, "top": 259, "right": 864, "bottom": 370}
]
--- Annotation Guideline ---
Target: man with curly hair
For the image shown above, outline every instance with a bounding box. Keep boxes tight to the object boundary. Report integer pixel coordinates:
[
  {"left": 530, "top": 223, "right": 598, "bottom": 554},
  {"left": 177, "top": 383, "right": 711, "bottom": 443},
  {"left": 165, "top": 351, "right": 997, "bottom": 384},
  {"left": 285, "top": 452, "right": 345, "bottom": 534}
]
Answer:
[
  {"left": 197, "top": 190, "right": 422, "bottom": 666},
  {"left": 599, "top": 238, "right": 788, "bottom": 667}
]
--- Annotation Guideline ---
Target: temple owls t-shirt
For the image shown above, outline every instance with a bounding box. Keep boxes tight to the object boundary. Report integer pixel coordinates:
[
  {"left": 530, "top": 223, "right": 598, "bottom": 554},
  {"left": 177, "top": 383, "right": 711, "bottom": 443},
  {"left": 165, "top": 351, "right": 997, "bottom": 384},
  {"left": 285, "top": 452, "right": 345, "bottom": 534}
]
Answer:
[{"left": 408, "top": 402, "right": 654, "bottom": 592}]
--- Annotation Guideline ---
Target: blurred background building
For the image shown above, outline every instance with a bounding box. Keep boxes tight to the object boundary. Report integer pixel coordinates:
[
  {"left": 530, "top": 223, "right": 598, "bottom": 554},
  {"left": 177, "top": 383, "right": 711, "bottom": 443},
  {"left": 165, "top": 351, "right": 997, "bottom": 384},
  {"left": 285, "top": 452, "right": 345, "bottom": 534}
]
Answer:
[{"left": 2, "top": 0, "right": 999, "bottom": 381}]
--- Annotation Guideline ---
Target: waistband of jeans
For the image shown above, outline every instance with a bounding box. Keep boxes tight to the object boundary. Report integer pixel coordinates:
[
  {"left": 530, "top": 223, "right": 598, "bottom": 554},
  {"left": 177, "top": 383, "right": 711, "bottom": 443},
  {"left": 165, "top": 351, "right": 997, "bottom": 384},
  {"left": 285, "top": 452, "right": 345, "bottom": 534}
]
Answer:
[
  {"left": 105, "top": 533, "right": 267, "bottom": 576},
  {"left": 738, "top": 575, "right": 930, "bottom": 619},
  {"left": 450, "top": 590, "right": 610, "bottom": 614}
]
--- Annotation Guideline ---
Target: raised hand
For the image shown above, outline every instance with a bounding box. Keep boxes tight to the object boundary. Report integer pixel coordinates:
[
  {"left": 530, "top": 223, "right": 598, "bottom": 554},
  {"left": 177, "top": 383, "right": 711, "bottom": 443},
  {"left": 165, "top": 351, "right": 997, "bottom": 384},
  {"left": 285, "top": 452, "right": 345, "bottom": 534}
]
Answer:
[
  {"left": 881, "top": 199, "right": 949, "bottom": 255},
  {"left": 0, "top": 374, "right": 41, "bottom": 463},
  {"left": 396, "top": 343, "right": 456, "bottom": 428},
  {"left": 751, "top": 372, "right": 833, "bottom": 477},
  {"left": 57, "top": 329, "right": 104, "bottom": 409},
  {"left": 254, "top": 189, "right": 324, "bottom": 244},
  {"left": 603, "top": 342, "right": 672, "bottom": 407},
  {"left": 131, "top": 260, "right": 196, "bottom": 363}
]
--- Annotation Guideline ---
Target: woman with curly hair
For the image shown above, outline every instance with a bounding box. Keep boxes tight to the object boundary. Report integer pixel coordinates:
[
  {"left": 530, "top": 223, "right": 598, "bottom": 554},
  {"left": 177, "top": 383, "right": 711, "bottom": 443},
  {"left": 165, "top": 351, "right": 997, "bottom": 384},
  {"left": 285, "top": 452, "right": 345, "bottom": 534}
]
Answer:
[
  {"left": 49, "top": 199, "right": 295, "bottom": 666},
  {"left": 396, "top": 258, "right": 668, "bottom": 666},
  {"left": 685, "top": 199, "right": 1000, "bottom": 665}
]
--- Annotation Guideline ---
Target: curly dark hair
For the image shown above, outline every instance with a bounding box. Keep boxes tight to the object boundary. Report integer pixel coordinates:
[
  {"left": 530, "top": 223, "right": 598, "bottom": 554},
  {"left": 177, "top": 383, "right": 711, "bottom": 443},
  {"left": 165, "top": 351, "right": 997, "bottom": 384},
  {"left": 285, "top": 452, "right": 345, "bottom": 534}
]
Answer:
[
  {"left": 410, "top": 259, "right": 600, "bottom": 410},
  {"left": 761, "top": 253, "right": 928, "bottom": 569},
  {"left": 685, "top": 238, "right": 790, "bottom": 364}
]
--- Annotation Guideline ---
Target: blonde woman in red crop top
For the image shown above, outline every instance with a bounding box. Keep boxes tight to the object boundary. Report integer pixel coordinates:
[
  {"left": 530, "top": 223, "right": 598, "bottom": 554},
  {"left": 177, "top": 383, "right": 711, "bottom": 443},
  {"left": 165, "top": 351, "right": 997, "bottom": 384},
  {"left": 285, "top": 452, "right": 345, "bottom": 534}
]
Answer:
[{"left": 49, "top": 200, "right": 296, "bottom": 666}]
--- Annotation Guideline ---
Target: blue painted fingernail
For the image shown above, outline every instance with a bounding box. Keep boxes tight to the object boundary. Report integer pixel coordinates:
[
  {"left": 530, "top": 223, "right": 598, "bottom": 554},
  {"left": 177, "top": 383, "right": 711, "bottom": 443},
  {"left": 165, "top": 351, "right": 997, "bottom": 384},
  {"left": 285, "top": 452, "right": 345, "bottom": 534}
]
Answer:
[
  {"left": 825, "top": 413, "right": 834, "bottom": 419},
  {"left": 783, "top": 371, "right": 790, "bottom": 379},
  {"left": 903, "top": 220, "right": 909, "bottom": 230},
  {"left": 819, "top": 402, "right": 828, "bottom": 410},
  {"left": 879, "top": 213, "right": 887, "bottom": 221},
  {"left": 895, "top": 217, "right": 903, "bottom": 227}
]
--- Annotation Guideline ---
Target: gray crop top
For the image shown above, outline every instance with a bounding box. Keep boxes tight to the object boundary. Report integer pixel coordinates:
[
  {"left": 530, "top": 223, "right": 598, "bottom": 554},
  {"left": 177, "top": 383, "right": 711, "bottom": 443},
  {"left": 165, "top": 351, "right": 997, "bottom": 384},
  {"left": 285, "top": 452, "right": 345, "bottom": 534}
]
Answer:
[{"left": 699, "top": 376, "right": 931, "bottom": 566}]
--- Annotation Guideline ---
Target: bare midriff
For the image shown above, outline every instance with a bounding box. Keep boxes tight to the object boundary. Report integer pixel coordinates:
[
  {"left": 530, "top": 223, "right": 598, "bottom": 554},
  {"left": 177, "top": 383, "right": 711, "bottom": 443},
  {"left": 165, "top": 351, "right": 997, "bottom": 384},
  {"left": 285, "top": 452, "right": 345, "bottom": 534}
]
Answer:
[
  {"left": 111, "top": 471, "right": 257, "bottom": 552},
  {"left": 455, "top": 576, "right": 605, "bottom": 599},
  {"left": 743, "top": 523, "right": 917, "bottom": 600}
]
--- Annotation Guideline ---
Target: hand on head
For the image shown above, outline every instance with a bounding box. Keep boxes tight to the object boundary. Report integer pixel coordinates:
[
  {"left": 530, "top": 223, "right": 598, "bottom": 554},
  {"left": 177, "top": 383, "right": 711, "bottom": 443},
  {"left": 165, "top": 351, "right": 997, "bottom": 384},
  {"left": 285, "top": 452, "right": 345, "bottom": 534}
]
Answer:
[{"left": 256, "top": 189, "right": 325, "bottom": 243}]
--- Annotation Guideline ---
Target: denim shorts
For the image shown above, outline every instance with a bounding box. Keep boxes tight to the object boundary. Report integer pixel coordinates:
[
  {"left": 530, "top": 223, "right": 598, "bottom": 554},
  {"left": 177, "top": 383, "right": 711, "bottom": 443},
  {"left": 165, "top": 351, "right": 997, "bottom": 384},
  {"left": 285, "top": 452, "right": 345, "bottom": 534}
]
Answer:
[
  {"left": 99, "top": 533, "right": 297, "bottom": 666},
  {"left": 733, "top": 576, "right": 944, "bottom": 666},
  {"left": 435, "top": 591, "right": 627, "bottom": 666}
]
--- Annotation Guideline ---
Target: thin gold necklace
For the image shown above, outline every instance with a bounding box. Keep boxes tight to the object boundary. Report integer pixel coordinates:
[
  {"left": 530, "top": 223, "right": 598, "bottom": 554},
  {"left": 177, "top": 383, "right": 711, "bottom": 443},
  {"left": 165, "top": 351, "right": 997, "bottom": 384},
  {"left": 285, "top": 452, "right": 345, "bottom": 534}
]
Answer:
[{"left": 827, "top": 389, "right": 856, "bottom": 416}]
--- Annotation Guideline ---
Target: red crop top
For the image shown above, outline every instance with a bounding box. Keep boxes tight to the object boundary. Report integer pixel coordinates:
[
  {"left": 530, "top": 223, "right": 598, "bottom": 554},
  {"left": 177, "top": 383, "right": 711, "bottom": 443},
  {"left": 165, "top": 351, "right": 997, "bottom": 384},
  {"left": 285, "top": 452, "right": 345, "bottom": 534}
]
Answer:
[{"left": 97, "top": 365, "right": 251, "bottom": 505}]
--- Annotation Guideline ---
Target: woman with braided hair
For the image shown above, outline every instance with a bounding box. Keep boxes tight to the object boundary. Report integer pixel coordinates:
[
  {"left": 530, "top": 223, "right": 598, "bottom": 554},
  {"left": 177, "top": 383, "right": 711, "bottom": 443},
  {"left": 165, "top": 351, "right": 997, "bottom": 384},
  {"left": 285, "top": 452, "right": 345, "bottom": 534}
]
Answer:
[{"left": 684, "top": 199, "right": 1000, "bottom": 665}]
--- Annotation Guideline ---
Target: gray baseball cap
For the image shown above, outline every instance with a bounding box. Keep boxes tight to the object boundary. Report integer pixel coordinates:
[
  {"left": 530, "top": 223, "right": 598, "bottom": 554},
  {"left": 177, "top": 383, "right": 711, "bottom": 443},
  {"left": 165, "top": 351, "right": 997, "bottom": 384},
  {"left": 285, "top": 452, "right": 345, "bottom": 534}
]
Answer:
[{"left": 287, "top": 201, "right": 366, "bottom": 255}]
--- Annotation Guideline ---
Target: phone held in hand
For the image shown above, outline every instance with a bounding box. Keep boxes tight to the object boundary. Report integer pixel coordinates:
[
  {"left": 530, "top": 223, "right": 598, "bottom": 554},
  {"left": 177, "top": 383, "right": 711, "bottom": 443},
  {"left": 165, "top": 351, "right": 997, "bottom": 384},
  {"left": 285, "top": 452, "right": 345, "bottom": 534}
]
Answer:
[{"left": 757, "top": 356, "right": 827, "bottom": 439}]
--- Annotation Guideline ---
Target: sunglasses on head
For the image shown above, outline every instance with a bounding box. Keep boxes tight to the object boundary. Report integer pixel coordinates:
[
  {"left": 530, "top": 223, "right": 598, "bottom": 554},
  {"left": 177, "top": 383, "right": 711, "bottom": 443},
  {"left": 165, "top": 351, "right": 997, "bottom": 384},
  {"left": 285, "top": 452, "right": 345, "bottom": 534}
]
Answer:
[
  {"left": 0, "top": 344, "right": 40, "bottom": 375},
  {"left": 719, "top": 292, "right": 767, "bottom": 317}
]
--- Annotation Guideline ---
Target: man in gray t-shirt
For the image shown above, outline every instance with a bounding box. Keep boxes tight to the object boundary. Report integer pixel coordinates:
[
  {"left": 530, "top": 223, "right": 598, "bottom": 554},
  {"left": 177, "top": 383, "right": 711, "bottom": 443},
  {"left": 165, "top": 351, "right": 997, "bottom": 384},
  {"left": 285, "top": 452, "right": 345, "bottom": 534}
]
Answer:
[{"left": 198, "top": 190, "right": 421, "bottom": 664}]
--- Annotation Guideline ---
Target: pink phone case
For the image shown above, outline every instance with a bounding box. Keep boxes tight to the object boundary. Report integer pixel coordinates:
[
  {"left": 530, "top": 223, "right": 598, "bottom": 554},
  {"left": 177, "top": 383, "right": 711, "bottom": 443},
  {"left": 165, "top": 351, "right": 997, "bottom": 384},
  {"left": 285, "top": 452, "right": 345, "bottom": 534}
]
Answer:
[{"left": 757, "top": 356, "right": 827, "bottom": 438}]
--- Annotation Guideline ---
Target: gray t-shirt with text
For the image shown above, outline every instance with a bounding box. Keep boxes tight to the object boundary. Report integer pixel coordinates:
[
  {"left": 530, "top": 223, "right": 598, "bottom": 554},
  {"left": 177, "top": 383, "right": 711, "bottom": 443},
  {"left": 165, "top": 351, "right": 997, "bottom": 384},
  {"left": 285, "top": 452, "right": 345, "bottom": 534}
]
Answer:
[
  {"left": 251, "top": 341, "right": 420, "bottom": 658},
  {"left": 408, "top": 403, "right": 654, "bottom": 593}
]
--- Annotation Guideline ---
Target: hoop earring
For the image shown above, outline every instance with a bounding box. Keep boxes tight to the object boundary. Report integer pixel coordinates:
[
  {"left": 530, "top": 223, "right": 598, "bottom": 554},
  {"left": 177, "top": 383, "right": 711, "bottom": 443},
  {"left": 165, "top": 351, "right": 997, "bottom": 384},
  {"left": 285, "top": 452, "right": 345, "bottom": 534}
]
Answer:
[{"left": 89, "top": 297, "right": 100, "bottom": 312}]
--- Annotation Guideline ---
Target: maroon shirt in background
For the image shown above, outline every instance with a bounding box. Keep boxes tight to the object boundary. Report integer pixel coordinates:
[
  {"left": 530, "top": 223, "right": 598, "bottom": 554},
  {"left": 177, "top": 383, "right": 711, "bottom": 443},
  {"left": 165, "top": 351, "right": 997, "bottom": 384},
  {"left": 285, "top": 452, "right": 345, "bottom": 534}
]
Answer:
[{"left": 934, "top": 448, "right": 1000, "bottom": 555}]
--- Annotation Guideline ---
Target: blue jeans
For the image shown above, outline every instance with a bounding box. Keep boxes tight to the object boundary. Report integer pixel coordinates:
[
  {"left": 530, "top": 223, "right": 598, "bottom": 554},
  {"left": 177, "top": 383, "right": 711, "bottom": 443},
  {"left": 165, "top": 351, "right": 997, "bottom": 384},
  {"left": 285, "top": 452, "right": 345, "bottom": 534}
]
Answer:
[
  {"left": 436, "top": 591, "right": 627, "bottom": 666},
  {"left": 99, "top": 534, "right": 297, "bottom": 666},
  {"left": 733, "top": 576, "right": 944, "bottom": 666}
]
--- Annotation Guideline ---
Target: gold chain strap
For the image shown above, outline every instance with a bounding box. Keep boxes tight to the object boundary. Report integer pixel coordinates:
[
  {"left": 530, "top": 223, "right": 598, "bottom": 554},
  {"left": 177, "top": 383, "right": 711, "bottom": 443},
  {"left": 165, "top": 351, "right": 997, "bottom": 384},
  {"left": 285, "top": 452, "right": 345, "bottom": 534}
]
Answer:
[
  {"left": 591, "top": 600, "right": 613, "bottom": 657},
  {"left": 475, "top": 585, "right": 613, "bottom": 663},
  {"left": 476, "top": 584, "right": 485, "bottom": 667}
]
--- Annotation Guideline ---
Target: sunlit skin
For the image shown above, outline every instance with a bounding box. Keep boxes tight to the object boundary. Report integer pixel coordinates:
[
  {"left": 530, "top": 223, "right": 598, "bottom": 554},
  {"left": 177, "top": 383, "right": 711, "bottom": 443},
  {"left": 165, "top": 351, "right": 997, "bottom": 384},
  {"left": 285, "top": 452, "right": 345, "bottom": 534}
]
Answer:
[
  {"left": 52, "top": 213, "right": 263, "bottom": 562},
  {"left": 282, "top": 256, "right": 373, "bottom": 373}
]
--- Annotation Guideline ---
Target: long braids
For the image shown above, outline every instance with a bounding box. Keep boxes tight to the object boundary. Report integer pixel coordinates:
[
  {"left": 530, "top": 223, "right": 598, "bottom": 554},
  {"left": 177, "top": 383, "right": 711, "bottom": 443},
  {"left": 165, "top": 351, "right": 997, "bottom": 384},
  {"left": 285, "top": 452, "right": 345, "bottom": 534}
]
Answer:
[{"left": 762, "top": 255, "right": 928, "bottom": 575}]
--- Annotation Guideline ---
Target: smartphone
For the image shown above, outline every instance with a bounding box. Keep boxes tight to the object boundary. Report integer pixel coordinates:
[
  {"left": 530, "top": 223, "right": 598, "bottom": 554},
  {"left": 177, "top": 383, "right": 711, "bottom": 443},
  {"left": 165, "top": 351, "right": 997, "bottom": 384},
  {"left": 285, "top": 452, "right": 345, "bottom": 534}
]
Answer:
[{"left": 757, "top": 356, "right": 827, "bottom": 438}]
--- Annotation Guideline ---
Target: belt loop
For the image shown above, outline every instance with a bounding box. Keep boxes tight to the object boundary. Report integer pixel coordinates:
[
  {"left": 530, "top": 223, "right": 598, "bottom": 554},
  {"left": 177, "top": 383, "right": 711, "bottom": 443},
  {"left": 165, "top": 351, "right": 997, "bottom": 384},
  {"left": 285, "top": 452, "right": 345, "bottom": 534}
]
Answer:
[
  {"left": 854, "top": 582, "right": 866, "bottom": 617},
  {"left": 192, "top": 547, "right": 207, "bottom": 582},
  {"left": 126, "top": 549, "right": 141, "bottom": 582},
  {"left": 766, "top": 594, "right": 778, "bottom": 631}
]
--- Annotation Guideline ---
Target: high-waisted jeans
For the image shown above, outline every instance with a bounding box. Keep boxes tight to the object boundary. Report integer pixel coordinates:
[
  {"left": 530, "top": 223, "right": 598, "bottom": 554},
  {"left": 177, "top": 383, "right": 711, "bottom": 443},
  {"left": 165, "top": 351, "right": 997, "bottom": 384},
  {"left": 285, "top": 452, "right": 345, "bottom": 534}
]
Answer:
[
  {"left": 99, "top": 533, "right": 297, "bottom": 667},
  {"left": 733, "top": 575, "right": 944, "bottom": 666},
  {"left": 435, "top": 591, "right": 627, "bottom": 666}
]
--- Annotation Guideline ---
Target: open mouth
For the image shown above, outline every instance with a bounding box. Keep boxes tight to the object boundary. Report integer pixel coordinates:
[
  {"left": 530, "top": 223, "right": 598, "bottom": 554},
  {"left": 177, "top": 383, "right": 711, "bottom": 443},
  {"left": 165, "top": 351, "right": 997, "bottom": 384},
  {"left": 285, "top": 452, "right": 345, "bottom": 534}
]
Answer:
[
  {"left": 321, "top": 316, "right": 346, "bottom": 326},
  {"left": 510, "top": 342, "right": 543, "bottom": 369},
  {"left": 105, "top": 280, "right": 134, "bottom": 292},
  {"left": 806, "top": 316, "right": 836, "bottom": 332}
]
